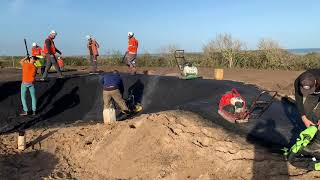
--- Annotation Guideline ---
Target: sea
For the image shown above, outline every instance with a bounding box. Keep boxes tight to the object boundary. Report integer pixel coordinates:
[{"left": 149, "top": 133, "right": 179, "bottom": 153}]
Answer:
[{"left": 286, "top": 48, "right": 320, "bottom": 55}]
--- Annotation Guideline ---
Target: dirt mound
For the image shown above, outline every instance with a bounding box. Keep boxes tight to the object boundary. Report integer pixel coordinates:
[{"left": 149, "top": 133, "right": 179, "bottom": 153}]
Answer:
[{"left": 0, "top": 111, "right": 317, "bottom": 179}]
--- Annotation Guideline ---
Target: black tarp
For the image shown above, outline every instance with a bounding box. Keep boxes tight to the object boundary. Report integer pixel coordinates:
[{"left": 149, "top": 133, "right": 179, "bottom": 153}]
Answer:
[{"left": 0, "top": 73, "right": 305, "bottom": 148}]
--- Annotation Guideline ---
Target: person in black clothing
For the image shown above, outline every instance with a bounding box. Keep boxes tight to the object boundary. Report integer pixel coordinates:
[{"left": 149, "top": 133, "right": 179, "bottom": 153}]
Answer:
[
  {"left": 40, "top": 30, "right": 63, "bottom": 81},
  {"left": 294, "top": 69, "right": 320, "bottom": 154}
]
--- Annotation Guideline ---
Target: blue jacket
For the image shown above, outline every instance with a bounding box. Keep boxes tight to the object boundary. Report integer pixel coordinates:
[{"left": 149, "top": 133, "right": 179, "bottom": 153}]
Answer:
[{"left": 100, "top": 73, "right": 124, "bottom": 94}]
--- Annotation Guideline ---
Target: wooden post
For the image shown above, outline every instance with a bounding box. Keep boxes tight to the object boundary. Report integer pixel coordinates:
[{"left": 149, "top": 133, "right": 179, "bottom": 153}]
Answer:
[
  {"left": 214, "top": 68, "right": 224, "bottom": 80},
  {"left": 18, "top": 131, "right": 26, "bottom": 150},
  {"left": 12, "top": 56, "right": 14, "bottom": 68}
]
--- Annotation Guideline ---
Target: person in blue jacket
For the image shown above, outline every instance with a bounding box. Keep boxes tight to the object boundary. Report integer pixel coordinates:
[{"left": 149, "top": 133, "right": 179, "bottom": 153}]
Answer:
[{"left": 100, "top": 70, "right": 129, "bottom": 113}]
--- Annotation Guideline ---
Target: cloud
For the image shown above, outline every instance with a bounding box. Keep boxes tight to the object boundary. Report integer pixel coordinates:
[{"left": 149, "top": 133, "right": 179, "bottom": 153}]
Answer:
[{"left": 9, "top": 0, "right": 26, "bottom": 14}]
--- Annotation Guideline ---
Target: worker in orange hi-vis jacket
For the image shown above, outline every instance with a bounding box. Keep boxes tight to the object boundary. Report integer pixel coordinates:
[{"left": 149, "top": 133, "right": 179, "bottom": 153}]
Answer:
[
  {"left": 31, "top": 42, "right": 45, "bottom": 75},
  {"left": 124, "top": 32, "right": 138, "bottom": 75},
  {"left": 86, "top": 35, "right": 100, "bottom": 74}
]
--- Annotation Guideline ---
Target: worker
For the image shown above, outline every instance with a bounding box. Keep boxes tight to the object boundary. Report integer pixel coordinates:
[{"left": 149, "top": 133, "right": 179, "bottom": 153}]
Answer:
[
  {"left": 100, "top": 70, "right": 130, "bottom": 117},
  {"left": 57, "top": 57, "right": 65, "bottom": 71},
  {"left": 86, "top": 35, "right": 100, "bottom": 74},
  {"left": 31, "top": 42, "right": 45, "bottom": 75},
  {"left": 124, "top": 32, "right": 139, "bottom": 75},
  {"left": 31, "top": 42, "right": 42, "bottom": 56},
  {"left": 40, "top": 30, "right": 63, "bottom": 81},
  {"left": 294, "top": 69, "right": 320, "bottom": 155},
  {"left": 20, "top": 56, "right": 38, "bottom": 116}
]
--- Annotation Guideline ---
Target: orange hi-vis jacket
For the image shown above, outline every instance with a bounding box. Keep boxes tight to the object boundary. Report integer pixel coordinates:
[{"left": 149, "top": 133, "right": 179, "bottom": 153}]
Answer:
[
  {"left": 22, "top": 63, "right": 36, "bottom": 83},
  {"left": 43, "top": 37, "right": 56, "bottom": 54},
  {"left": 87, "top": 39, "right": 100, "bottom": 56},
  {"left": 31, "top": 46, "right": 43, "bottom": 56},
  {"left": 128, "top": 37, "right": 138, "bottom": 54}
]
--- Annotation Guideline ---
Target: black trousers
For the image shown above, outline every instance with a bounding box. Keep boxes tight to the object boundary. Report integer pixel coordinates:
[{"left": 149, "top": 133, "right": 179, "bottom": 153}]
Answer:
[
  {"left": 42, "top": 54, "right": 62, "bottom": 79},
  {"left": 302, "top": 94, "right": 320, "bottom": 156}
]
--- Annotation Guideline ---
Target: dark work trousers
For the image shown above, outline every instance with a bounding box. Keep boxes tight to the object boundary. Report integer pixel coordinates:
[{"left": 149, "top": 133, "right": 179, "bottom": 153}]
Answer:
[
  {"left": 89, "top": 55, "right": 97, "bottom": 72},
  {"left": 42, "top": 54, "right": 62, "bottom": 79},
  {"left": 302, "top": 94, "right": 320, "bottom": 156}
]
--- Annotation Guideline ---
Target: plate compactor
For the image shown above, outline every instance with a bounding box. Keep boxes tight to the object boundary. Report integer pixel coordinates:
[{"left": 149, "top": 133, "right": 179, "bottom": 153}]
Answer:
[
  {"left": 174, "top": 50, "right": 201, "bottom": 80},
  {"left": 218, "top": 88, "right": 277, "bottom": 123}
]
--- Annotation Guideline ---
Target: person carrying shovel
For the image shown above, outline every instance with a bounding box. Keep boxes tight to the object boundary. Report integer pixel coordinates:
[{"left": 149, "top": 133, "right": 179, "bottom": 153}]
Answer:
[{"left": 19, "top": 56, "right": 38, "bottom": 116}]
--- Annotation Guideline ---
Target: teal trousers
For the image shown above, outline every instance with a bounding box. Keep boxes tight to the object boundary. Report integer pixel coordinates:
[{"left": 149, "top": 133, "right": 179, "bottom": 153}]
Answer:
[{"left": 21, "top": 83, "right": 37, "bottom": 112}]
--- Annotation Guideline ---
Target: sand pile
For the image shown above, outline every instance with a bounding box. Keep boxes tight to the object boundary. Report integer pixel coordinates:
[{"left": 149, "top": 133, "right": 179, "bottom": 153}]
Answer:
[{"left": 0, "top": 111, "right": 317, "bottom": 179}]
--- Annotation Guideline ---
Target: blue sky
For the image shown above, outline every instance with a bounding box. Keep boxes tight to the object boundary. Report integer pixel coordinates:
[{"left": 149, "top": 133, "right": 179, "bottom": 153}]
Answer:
[{"left": 0, "top": 0, "right": 319, "bottom": 55}]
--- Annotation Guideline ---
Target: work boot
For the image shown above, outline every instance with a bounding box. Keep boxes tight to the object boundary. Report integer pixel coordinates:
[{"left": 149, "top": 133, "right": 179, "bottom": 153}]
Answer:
[
  {"left": 32, "top": 111, "right": 36, "bottom": 116},
  {"left": 89, "top": 71, "right": 98, "bottom": 75},
  {"left": 121, "top": 110, "right": 131, "bottom": 115},
  {"left": 19, "top": 111, "right": 28, "bottom": 116}
]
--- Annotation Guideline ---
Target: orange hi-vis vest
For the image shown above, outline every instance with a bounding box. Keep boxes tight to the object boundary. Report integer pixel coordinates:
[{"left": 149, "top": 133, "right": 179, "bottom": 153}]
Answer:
[
  {"left": 43, "top": 37, "right": 56, "bottom": 54},
  {"left": 31, "top": 46, "right": 43, "bottom": 56},
  {"left": 128, "top": 37, "right": 138, "bottom": 54},
  {"left": 22, "top": 63, "right": 36, "bottom": 83}
]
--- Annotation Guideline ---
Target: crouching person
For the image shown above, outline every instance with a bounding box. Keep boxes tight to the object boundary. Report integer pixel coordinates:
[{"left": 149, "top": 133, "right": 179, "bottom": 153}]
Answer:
[
  {"left": 20, "top": 56, "right": 37, "bottom": 116},
  {"left": 101, "top": 70, "right": 130, "bottom": 123}
]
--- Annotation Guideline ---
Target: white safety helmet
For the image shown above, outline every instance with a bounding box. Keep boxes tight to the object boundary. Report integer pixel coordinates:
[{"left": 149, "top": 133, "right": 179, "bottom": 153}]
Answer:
[
  {"left": 50, "top": 30, "right": 57, "bottom": 35},
  {"left": 86, "top": 35, "right": 92, "bottom": 40},
  {"left": 230, "top": 96, "right": 245, "bottom": 113},
  {"left": 32, "top": 42, "right": 37, "bottom": 47},
  {"left": 128, "top": 32, "right": 134, "bottom": 37}
]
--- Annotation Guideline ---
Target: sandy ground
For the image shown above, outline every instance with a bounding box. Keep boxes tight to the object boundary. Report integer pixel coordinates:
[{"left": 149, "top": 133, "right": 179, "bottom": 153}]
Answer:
[
  {"left": 1, "top": 66, "right": 317, "bottom": 179},
  {"left": 1, "top": 111, "right": 318, "bottom": 179}
]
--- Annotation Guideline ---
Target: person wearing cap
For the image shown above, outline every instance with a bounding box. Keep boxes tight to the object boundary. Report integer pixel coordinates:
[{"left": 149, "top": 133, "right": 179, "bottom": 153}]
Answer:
[
  {"left": 86, "top": 35, "right": 100, "bottom": 74},
  {"left": 294, "top": 69, "right": 320, "bottom": 154},
  {"left": 31, "top": 42, "right": 45, "bottom": 75},
  {"left": 294, "top": 70, "right": 320, "bottom": 128},
  {"left": 41, "top": 30, "right": 63, "bottom": 80},
  {"left": 124, "top": 32, "right": 139, "bottom": 75},
  {"left": 100, "top": 70, "right": 130, "bottom": 115},
  {"left": 19, "top": 56, "right": 38, "bottom": 116}
]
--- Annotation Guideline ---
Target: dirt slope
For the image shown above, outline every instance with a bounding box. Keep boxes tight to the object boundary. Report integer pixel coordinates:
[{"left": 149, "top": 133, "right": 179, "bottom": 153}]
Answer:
[{"left": 0, "top": 111, "right": 317, "bottom": 179}]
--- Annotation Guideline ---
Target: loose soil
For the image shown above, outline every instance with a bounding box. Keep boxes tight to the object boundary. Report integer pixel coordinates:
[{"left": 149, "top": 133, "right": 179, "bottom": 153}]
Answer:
[{"left": 1, "top": 66, "right": 316, "bottom": 180}]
